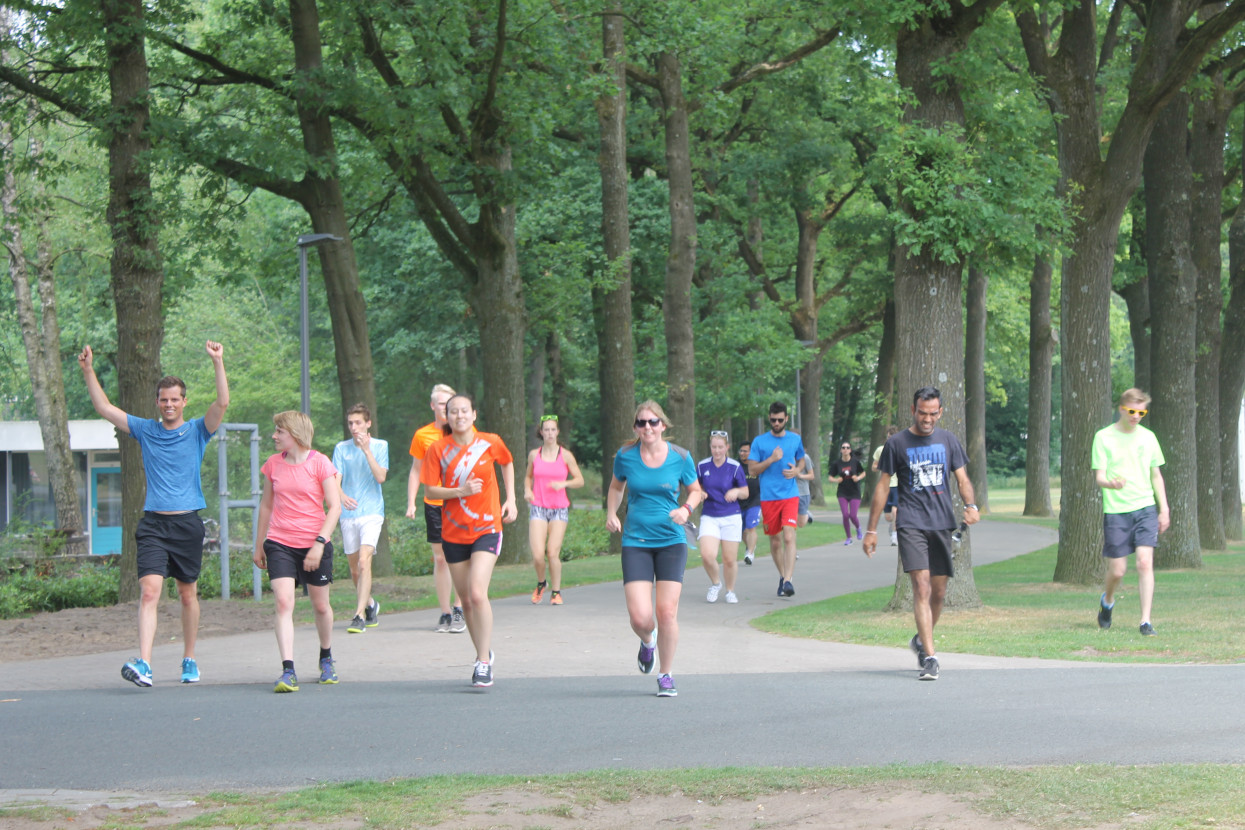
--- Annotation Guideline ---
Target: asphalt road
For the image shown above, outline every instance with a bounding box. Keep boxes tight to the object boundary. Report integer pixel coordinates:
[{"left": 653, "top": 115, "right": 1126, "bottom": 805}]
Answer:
[{"left": 3, "top": 517, "right": 1242, "bottom": 796}]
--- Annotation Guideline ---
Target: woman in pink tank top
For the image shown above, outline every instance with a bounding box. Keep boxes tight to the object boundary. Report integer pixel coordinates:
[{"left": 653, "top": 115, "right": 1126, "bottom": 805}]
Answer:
[{"left": 523, "top": 415, "right": 584, "bottom": 604}]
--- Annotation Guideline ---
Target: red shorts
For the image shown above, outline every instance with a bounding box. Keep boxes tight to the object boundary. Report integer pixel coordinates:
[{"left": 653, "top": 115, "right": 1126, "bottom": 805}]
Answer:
[{"left": 761, "top": 498, "right": 799, "bottom": 536}]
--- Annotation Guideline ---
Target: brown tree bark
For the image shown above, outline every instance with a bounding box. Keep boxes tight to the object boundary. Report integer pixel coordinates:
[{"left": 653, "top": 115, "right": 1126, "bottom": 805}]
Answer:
[
  {"left": 793, "top": 208, "right": 823, "bottom": 504},
  {"left": 0, "top": 90, "right": 85, "bottom": 552},
  {"left": 887, "top": 2, "right": 1001, "bottom": 611},
  {"left": 1189, "top": 65, "right": 1227, "bottom": 551},
  {"left": 103, "top": 0, "right": 163, "bottom": 601},
  {"left": 593, "top": 3, "right": 636, "bottom": 516},
  {"left": 656, "top": 50, "right": 696, "bottom": 450},
  {"left": 864, "top": 298, "right": 897, "bottom": 500},
  {"left": 1023, "top": 249, "right": 1055, "bottom": 516},
  {"left": 965, "top": 265, "right": 989, "bottom": 513},
  {"left": 1015, "top": 0, "right": 1245, "bottom": 583},
  {"left": 1222, "top": 110, "right": 1245, "bottom": 541},
  {"left": 1117, "top": 274, "right": 1151, "bottom": 393}
]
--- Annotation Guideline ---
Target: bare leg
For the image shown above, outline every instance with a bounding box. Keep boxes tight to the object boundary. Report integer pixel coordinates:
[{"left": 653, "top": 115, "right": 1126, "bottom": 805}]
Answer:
[
  {"left": 653, "top": 580, "right": 682, "bottom": 674},
  {"left": 1102, "top": 556, "right": 1128, "bottom": 606},
  {"left": 136, "top": 573, "right": 164, "bottom": 662},
  {"left": 699, "top": 535, "right": 721, "bottom": 587},
  {"left": 176, "top": 579, "right": 199, "bottom": 659},
  {"left": 271, "top": 577, "right": 297, "bottom": 662},
  {"left": 348, "top": 545, "right": 374, "bottom": 618},
  {"left": 623, "top": 580, "right": 656, "bottom": 642},
  {"left": 909, "top": 570, "right": 948, "bottom": 657},
  {"left": 450, "top": 553, "right": 498, "bottom": 662},
  {"left": 721, "top": 540, "right": 739, "bottom": 592},
  {"left": 432, "top": 543, "right": 455, "bottom": 613},
  {"left": 780, "top": 525, "right": 798, "bottom": 580},
  {"left": 545, "top": 520, "right": 568, "bottom": 591},
  {"left": 307, "top": 583, "right": 333, "bottom": 649},
  {"left": 1134, "top": 546, "right": 1155, "bottom": 623},
  {"left": 529, "top": 518, "right": 549, "bottom": 584}
]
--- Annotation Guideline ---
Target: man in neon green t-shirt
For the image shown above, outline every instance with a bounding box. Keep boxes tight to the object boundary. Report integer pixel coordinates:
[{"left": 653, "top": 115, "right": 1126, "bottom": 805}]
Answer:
[{"left": 1091, "top": 388, "right": 1170, "bottom": 636}]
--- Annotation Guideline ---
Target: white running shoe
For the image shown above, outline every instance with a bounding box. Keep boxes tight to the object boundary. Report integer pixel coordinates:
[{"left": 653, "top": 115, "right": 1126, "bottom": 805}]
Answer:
[
  {"left": 724, "top": 590, "right": 738, "bottom": 604},
  {"left": 706, "top": 583, "right": 721, "bottom": 603}
]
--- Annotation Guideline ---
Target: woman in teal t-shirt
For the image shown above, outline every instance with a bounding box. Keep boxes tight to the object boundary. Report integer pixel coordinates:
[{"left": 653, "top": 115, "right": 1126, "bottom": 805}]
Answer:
[{"left": 605, "top": 400, "right": 704, "bottom": 698}]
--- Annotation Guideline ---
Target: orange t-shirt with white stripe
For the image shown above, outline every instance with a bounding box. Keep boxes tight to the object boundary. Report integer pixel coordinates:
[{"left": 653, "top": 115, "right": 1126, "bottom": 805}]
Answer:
[{"left": 419, "top": 432, "right": 513, "bottom": 544}]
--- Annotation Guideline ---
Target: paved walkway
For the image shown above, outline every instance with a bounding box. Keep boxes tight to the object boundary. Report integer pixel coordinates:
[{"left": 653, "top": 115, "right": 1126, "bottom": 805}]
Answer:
[{"left": 3, "top": 517, "right": 1243, "bottom": 800}]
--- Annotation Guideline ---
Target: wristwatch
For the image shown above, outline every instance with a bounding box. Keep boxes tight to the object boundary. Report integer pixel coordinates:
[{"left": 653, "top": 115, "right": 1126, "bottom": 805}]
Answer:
[
  {"left": 314, "top": 535, "right": 327, "bottom": 545},
  {"left": 964, "top": 504, "right": 978, "bottom": 511}
]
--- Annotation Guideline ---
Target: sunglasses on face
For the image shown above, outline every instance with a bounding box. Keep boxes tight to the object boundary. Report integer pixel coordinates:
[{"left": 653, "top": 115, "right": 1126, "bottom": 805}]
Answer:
[
  {"left": 1121, "top": 407, "right": 1149, "bottom": 417},
  {"left": 769, "top": 417, "right": 786, "bottom": 424},
  {"left": 635, "top": 418, "right": 663, "bottom": 428}
]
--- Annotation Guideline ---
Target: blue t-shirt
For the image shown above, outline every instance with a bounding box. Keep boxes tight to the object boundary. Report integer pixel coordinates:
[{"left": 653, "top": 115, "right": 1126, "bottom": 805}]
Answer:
[
  {"left": 749, "top": 431, "right": 806, "bottom": 501},
  {"left": 613, "top": 442, "right": 697, "bottom": 547},
  {"left": 126, "top": 415, "right": 214, "bottom": 512},
  {"left": 332, "top": 438, "right": 389, "bottom": 519},
  {"left": 697, "top": 457, "right": 747, "bottom": 518}
]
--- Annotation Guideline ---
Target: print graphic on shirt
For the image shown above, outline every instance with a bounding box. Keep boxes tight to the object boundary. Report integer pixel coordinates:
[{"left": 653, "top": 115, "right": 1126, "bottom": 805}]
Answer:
[
  {"left": 441, "top": 440, "right": 495, "bottom": 523},
  {"left": 906, "top": 444, "right": 947, "bottom": 493}
]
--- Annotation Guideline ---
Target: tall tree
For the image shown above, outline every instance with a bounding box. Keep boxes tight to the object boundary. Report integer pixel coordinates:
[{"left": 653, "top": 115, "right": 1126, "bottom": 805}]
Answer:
[
  {"left": 965, "top": 264, "right": 989, "bottom": 512},
  {"left": 1017, "top": 0, "right": 1245, "bottom": 583},
  {"left": 1223, "top": 111, "right": 1245, "bottom": 540},
  {"left": 1023, "top": 246, "right": 1055, "bottom": 516},
  {"left": 0, "top": 81, "right": 85, "bottom": 551}
]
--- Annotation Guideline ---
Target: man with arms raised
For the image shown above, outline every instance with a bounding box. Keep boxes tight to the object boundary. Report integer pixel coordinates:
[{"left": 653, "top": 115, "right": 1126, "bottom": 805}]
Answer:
[
  {"left": 407, "top": 383, "right": 464, "bottom": 632},
  {"left": 79, "top": 341, "right": 229, "bottom": 687},
  {"left": 863, "top": 386, "right": 978, "bottom": 681}
]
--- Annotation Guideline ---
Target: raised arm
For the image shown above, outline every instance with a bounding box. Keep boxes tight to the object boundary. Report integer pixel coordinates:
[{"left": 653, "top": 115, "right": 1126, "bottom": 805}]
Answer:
[
  {"left": 77, "top": 346, "right": 130, "bottom": 433},
  {"left": 202, "top": 341, "right": 230, "bottom": 434}
]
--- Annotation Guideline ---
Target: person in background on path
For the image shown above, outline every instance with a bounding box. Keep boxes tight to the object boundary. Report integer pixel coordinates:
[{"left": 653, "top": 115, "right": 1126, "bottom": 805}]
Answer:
[
  {"left": 253, "top": 411, "right": 342, "bottom": 693},
  {"left": 863, "top": 387, "right": 978, "bottom": 681},
  {"left": 605, "top": 401, "right": 704, "bottom": 697},
  {"left": 796, "top": 456, "right": 816, "bottom": 528},
  {"left": 871, "top": 425, "right": 900, "bottom": 546},
  {"left": 697, "top": 431, "right": 749, "bottom": 604},
  {"left": 1092, "top": 388, "right": 1170, "bottom": 637},
  {"left": 524, "top": 414, "right": 585, "bottom": 605},
  {"left": 79, "top": 341, "right": 229, "bottom": 688},
  {"left": 420, "top": 394, "right": 517, "bottom": 688},
  {"left": 737, "top": 441, "right": 762, "bottom": 565},
  {"left": 407, "top": 384, "right": 465, "bottom": 633},
  {"left": 333, "top": 403, "right": 388, "bottom": 634},
  {"left": 828, "top": 440, "right": 866, "bottom": 545},
  {"left": 748, "top": 402, "right": 806, "bottom": 598}
]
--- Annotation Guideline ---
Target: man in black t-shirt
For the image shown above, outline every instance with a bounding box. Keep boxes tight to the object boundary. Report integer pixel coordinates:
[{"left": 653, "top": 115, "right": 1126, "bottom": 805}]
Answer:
[
  {"left": 863, "top": 386, "right": 979, "bottom": 681},
  {"left": 737, "top": 441, "right": 762, "bottom": 564}
]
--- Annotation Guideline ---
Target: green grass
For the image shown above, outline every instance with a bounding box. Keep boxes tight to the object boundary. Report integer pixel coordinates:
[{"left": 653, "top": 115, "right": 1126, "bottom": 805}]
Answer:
[
  {"left": 50, "top": 764, "right": 1240, "bottom": 829},
  {"left": 756, "top": 535, "right": 1245, "bottom": 663}
]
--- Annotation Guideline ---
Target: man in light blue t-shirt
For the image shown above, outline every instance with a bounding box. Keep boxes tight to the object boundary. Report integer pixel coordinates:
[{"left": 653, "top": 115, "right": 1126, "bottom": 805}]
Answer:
[
  {"left": 748, "top": 401, "right": 805, "bottom": 598},
  {"left": 333, "top": 403, "right": 389, "bottom": 634},
  {"left": 79, "top": 341, "right": 229, "bottom": 689}
]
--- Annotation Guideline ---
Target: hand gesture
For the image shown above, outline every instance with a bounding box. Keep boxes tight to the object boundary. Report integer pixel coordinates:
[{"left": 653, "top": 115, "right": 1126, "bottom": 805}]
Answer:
[
  {"left": 501, "top": 499, "right": 518, "bottom": 523},
  {"left": 405, "top": 504, "right": 420, "bottom": 520},
  {"left": 205, "top": 340, "right": 224, "bottom": 360},
  {"left": 352, "top": 431, "right": 371, "bottom": 451},
  {"left": 77, "top": 345, "right": 94, "bottom": 371},
  {"left": 304, "top": 544, "right": 322, "bottom": 571},
  {"left": 782, "top": 462, "right": 798, "bottom": 479},
  {"left": 770, "top": 446, "right": 784, "bottom": 462}
]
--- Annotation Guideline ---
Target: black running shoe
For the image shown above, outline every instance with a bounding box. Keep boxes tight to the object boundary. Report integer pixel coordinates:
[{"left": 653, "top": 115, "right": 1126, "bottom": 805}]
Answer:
[
  {"left": 365, "top": 600, "right": 380, "bottom": 627},
  {"left": 909, "top": 634, "right": 927, "bottom": 668},
  {"left": 1139, "top": 622, "right": 1156, "bottom": 636},
  {"left": 347, "top": 615, "right": 365, "bottom": 634},
  {"left": 636, "top": 631, "right": 656, "bottom": 674},
  {"left": 919, "top": 655, "right": 940, "bottom": 681},
  {"left": 782, "top": 580, "right": 794, "bottom": 597},
  {"left": 1098, "top": 595, "right": 1113, "bottom": 630}
]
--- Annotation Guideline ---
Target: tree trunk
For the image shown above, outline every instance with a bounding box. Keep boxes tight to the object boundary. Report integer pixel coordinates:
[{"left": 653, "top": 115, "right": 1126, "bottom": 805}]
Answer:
[
  {"left": 1117, "top": 276, "right": 1151, "bottom": 392},
  {"left": 864, "top": 297, "right": 897, "bottom": 499},
  {"left": 888, "top": 10, "right": 983, "bottom": 611},
  {"left": 965, "top": 265, "right": 989, "bottom": 513},
  {"left": 1023, "top": 248, "right": 1054, "bottom": 516},
  {"left": 104, "top": 0, "right": 163, "bottom": 601},
  {"left": 656, "top": 51, "right": 696, "bottom": 449},
  {"left": 288, "top": 0, "right": 388, "bottom": 574},
  {"left": 527, "top": 333, "right": 547, "bottom": 452},
  {"left": 1189, "top": 69, "right": 1227, "bottom": 551},
  {"left": 593, "top": 5, "right": 635, "bottom": 554},
  {"left": 0, "top": 98, "right": 86, "bottom": 553},
  {"left": 1222, "top": 114, "right": 1245, "bottom": 541},
  {"left": 1145, "top": 91, "right": 1201, "bottom": 569},
  {"left": 793, "top": 208, "right": 823, "bottom": 504}
]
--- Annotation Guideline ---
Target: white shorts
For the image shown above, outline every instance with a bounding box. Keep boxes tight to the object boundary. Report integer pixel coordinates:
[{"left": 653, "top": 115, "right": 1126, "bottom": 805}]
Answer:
[
  {"left": 341, "top": 514, "right": 384, "bottom": 554},
  {"left": 698, "top": 513, "right": 742, "bottom": 543}
]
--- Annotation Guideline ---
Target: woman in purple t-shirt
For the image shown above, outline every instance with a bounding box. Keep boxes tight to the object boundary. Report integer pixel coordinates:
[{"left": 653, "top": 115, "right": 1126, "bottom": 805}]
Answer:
[
  {"left": 696, "top": 431, "right": 750, "bottom": 603},
  {"left": 523, "top": 415, "right": 584, "bottom": 605}
]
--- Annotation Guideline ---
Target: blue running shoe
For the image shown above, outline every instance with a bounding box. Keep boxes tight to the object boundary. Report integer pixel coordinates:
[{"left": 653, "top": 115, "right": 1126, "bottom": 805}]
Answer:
[
  {"left": 274, "top": 668, "right": 299, "bottom": 693},
  {"left": 121, "top": 657, "right": 153, "bottom": 688},
  {"left": 181, "top": 657, "right": 200, "bottom": 684},
  {"left": 318, "top": 657, "right": 338, "bottom": 684},
  {"left": 636, "top": 630, "right": 657, "bottom": 674}
]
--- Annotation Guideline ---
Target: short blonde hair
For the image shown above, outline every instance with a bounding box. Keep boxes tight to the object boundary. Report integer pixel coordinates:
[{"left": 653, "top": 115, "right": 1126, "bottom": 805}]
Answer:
[
  {"left": 1119, "top": 388, "right": 1152, "bottom": 407},
  {"left": 273, "top": 410, "right": 314, "bottom": 449},
  {"left": 430, "top": 383, "right": 455, "bottom": 401},
  {"left": 633, "top": 400, "right": 672, "bottom": 429}
]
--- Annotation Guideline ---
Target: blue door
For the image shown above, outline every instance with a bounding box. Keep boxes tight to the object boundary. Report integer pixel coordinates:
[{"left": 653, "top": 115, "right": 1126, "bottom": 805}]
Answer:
[{"left": 91, "top": 467, "right": 123, "bottom": 556}]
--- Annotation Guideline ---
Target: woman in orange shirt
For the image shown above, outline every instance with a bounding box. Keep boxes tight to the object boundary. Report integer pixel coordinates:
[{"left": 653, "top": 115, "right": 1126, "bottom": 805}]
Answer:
[{"left": 420, "top": 393, "right": 517, "bottom": 687}]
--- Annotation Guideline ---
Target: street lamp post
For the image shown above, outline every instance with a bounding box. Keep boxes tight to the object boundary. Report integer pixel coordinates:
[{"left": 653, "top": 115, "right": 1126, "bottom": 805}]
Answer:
[{"left": 296, "top": 233, "right": 341, "bottom": 415}]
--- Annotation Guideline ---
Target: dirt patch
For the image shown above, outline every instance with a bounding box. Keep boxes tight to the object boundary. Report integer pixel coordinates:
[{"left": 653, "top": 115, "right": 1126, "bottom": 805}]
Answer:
[
  {"left": 0, "top": 787, "right": 1033, "bottom": 830},
  {"left": 0, "top": 599, "right": 273, "bottom": 663}
]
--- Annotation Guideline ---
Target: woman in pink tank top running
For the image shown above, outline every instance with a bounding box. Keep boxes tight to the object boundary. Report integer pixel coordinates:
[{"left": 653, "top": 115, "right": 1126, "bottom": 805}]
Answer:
[{"left": 523, "top": 415, "right": 584, "bottom": 604}]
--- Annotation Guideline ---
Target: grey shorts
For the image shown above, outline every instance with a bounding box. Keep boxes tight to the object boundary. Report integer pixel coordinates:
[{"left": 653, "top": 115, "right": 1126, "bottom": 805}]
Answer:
[
  {"left": 621, "top": 543, "right": 688, "bottom": 584},
  {"left": 797, "top": 494, "right": 811, "bottom": 516},
  {"left": 1103, "top": 505, "right": 1159, "bottom": 558},
  {"left": 897, "top": 527, "right": 954, "bottom": 577},
  {"left": 529, "top": 505, "right": 570, "bottom": 522}
]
